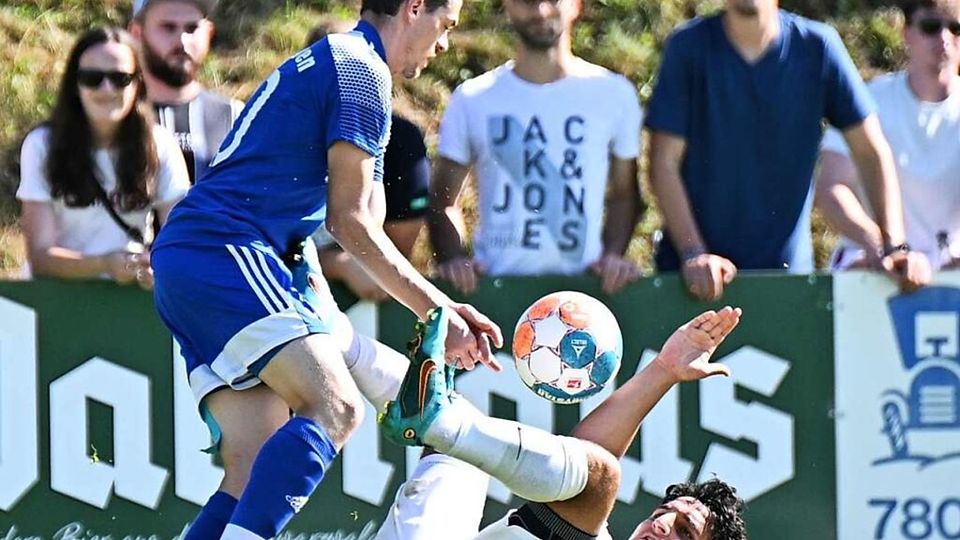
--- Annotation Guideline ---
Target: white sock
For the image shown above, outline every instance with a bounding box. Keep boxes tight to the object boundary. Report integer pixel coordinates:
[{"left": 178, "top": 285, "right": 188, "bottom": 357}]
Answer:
[
  {"left": 423, "top": 399, "right": 589, "bottom": 503},
  {"left": 220, "top": 524, "right": 264, "bottom": 540},
  {"left": 335, "top": 312, "right": 408, "bottom": 411}
]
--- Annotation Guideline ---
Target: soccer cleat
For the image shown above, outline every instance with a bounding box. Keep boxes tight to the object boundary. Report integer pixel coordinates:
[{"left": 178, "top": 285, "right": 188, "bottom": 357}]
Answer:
[{"left": 379, "top": 307, "right": 452, "bottom": 446}]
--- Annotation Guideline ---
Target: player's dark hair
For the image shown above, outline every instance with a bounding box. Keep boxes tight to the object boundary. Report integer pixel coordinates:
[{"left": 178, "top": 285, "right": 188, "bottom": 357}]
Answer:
[
  {"left": 361, "top": 0, "right": 449, "bottom": 16},
  {"left": 900, "top": 0, "right": 954, "bottom": 24},
  {"left": 663, "top": 479, "right": 747, "bottom": 540},
  {"left": 46, "top": 26, "right": 156, "bottom": 211}
]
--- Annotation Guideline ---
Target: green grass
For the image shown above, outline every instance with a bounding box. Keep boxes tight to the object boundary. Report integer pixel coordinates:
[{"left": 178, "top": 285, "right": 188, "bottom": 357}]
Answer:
[{"left": 0, "top": 0, "right": 911, "bottom": 274}]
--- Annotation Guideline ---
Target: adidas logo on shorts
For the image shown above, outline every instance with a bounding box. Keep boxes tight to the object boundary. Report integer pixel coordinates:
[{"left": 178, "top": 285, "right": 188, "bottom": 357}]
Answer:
[{"left": 285, "top": 495, "right": 309, "bottom": 513}]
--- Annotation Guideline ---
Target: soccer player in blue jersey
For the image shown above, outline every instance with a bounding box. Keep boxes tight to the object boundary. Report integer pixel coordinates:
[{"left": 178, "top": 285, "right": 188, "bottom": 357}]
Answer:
[{"left": 151, "top": 1, "right": 503, "bottom": 538}]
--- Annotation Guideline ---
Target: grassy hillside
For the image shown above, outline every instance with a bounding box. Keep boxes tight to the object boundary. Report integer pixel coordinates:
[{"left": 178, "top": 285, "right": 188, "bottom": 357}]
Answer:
[{"left": 0, "top": 0, "right": 908, "bottom": 276}]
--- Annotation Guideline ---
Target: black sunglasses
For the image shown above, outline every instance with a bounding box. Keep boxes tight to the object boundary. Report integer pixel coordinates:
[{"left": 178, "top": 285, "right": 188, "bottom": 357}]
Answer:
[
  {"left": 916, "top": 17, "right": 960, "bottom": 37},
  {"left": 76, "top": 69, "right": 136, "bottom": 89}
]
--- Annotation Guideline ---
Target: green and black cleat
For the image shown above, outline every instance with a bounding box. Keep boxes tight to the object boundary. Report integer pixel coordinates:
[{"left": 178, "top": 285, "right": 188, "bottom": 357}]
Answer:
[{"left": 379, "top": 308, "right": 452, "bottom": 447}]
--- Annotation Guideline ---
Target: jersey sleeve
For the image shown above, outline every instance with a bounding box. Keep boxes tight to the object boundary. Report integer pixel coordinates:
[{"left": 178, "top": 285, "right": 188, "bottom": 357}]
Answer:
[
  {"left": 822, "top": 27, "right": 875, "bottom": 130},
  {"left": 610, "top": 76, "right": 643, "bottom": 160},
  {"left": 437, "top": 85, "right": 473, "bottom": 166},
  {"left": 151, "top": 125, "right": 192, "bottom": 205},
  {"left": 325, "top": 34, "right": 393, "bottom": 175},
  {"left": 820, "top": 125, "right": 850, "bottom": 156},
  {"left": 16, "top": 128, "right": 53, "bottom": 202}
]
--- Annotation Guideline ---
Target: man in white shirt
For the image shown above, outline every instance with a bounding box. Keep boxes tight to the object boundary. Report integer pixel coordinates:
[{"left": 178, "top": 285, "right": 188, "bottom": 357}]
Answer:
[
  {"left": 817, "top": 0, "right": 960, "bottom": 275},
  {"left": 428, "top": 0, "right": 643, "bottom": 295}
]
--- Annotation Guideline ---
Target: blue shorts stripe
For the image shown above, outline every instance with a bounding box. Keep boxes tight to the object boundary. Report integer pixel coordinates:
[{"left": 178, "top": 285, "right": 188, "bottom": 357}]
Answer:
[
  {"left": 236, "top": 245, "right": 287, "bottom": 312},
  {"left": 225, "top": 244, "right": 280, "bottom": 313},
  {"left": 249, "top": 246, "right": 293, "bottom": 311}
]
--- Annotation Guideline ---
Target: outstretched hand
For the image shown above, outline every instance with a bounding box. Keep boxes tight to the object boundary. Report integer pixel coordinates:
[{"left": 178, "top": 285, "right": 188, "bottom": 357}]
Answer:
[{"left": 654, "top": 306, "right": 742, "bottom": 382}]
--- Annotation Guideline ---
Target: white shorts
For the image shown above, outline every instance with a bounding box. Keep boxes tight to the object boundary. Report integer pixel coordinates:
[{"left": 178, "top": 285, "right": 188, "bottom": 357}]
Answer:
[
  {"left": 374, "top": 454, "right": 490, "bottom": 540},
  {"left": 374, "top": 454, "right": 614, "bottom": 540}
]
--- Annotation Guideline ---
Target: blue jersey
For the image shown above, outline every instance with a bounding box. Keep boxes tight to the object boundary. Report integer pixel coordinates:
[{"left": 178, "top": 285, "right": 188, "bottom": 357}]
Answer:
[
  {"left": 645, "top": 11, "right": 875, "bottom": 272},
  {"left": 154, "top": 21, "right": 392, "bottom": 254}
]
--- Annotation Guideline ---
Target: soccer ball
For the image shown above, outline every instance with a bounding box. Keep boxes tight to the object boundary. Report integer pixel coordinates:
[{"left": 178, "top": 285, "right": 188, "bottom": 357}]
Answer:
[{"left": 512, "top": 291, "right": 623, "bottom": 404}]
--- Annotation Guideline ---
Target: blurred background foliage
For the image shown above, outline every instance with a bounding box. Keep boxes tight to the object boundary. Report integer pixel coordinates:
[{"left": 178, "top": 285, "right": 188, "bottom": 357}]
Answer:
[{"left": 0, "top": 0, "right": 910, "bottom": 275}]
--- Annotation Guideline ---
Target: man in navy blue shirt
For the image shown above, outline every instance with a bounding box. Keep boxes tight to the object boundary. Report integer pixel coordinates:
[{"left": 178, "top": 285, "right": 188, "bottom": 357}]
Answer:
[
  {"left": 646, "top": 0, "right": 925, "bottom": 301},
  {"left": 152, "top": 1, "right": 504, "bottom": 538}
]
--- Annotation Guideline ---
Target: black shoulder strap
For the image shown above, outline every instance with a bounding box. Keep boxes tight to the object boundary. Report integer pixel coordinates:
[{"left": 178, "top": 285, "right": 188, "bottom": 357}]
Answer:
[{"left": 91, "top": 181, "right": 145, "bottom": 245}]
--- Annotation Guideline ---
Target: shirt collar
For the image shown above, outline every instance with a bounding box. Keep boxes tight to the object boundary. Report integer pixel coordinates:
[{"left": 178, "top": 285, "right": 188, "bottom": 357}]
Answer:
[{"left": 353, "top": 20, "right": 388, "bottom": 63}]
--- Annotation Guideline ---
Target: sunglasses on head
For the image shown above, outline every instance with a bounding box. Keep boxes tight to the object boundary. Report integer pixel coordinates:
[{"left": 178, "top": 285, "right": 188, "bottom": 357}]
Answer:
[
  {"left": 76, "top": 69, "right": 136, "bottom": 89},
  {"left": 916, "top": 17, "right": 960, "bottom": 37}
]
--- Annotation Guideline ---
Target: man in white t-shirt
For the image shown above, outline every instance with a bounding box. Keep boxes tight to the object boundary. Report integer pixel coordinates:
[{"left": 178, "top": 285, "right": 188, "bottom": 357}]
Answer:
[
  {"left": 428, "top": 0, "right": 643, "bottom": 295},
  {"left": 817, "top": 0, "right": 960, "bottom": 274}
]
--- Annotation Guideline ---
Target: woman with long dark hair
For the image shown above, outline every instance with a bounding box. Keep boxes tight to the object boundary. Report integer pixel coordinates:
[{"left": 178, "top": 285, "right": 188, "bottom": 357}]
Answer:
[{"left": 18, "top": 26, "right": 189, "bottom": 289}]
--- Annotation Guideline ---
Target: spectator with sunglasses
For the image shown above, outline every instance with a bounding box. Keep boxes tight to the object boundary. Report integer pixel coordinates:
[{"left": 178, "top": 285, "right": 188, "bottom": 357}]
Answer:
[
  {"left": 17, "top": 27, "right": 190, "bottom": 289},
  {"left": 818, "top": 0, "right": 960, "bottom": 277}
]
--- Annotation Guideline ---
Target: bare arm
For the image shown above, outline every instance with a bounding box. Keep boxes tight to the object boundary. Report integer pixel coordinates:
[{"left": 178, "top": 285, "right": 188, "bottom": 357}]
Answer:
[
  {"left": 571, "top": 307, "right": 741, "bottom": 458},
  {"left": 427, "top": 156, "right": 483, "bottom": 294},
  {"left": 384, "top": 218, "right": 425, "bottom": 258},
  {"left": 326, "top": 142, "right": 503, "bottom": 366},
  {"left": 427, "top": 156, "right": 471, "bottom": 262},
  {"left": 326, "top": 142, "right": 447, "bottom": 318},
  {"left": 601, "top": 156, "right": 642, "bottom": 255},
  {"left": 647, "top": 131, "right": 704, "bottom": 256},
  {"left": 842, "top": 115, "right": 906, "bottom": 249},
  {"left": 814, "top": 150, "right": 884, "bottom": 261},
  {"left": 648, "top": 131, "right": 736, "bottom": 300},
  {"left": 589, "top": 156, "right": 642, "bottom": 294},
  {"left": 155, "top": 197, "right": 181, "bottom": 227},
  {"left": 21, "top": 201, "right": 139, "bottom": 282}
]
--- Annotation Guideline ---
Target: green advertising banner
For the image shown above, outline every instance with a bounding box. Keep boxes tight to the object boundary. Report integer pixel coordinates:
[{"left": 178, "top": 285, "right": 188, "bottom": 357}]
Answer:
[{"left": 0, "top": 274, "right": 834, "bottom": 539}]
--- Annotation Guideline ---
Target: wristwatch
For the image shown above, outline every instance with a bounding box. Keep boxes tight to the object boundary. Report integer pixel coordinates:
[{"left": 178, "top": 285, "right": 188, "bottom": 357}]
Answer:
[
  {"left": 680, "top": 246, "right": 707, "bottom": 264},
  {"left": 882, "top": 242, "right": 911, "bottom": 257}
]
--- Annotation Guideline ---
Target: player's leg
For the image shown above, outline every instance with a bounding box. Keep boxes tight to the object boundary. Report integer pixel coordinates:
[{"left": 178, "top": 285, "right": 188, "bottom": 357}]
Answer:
[
  {"left": 295, "top": 242, "right": 409, "bottom": 412},
  {"left": 183, "top": 385, "right": 289, "bottom": 540},
  {"left": 222, "top": 332, "right": 364, "bottom": 539},
  {"left": 381, "top": 309, "right": 617, "bottom": 536},
  {"left": 153, "top": 241, "right": 367, "bottom": 540}
]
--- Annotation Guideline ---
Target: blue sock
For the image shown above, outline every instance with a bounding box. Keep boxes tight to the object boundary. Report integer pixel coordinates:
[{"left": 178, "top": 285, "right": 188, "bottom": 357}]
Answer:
[
  {"left": 228, "top": 417, "right": 337, "bottom": 538},
  {"left": 184, "top": 491, "right": 238, "bottom": 540}
]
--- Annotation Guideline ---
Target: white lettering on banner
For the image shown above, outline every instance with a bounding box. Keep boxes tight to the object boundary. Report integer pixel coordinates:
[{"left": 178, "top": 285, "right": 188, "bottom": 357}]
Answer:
[
  {"left": 275, "top": 521, "right": 378, "bottom": 540},
  {"left": 53, "top": 522, "right": 161, "bottom": 540},
  {"left": 0, "top": 299, "right": 38, "bottom": 511},
  {"left": 1, "top": 525, "right": 42, "bottom": 540},
  {"left": 50, "top": 358, "right": 168, "bottom": 509},
  {"left": 173, "top": 341, "right": 223, "bottom": 506},
  {"left": 698, "top": 347, "right": 794, "bottom": 500},
  {"left": 0, "top": 298, "right": 795, "bottom": 513}
]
